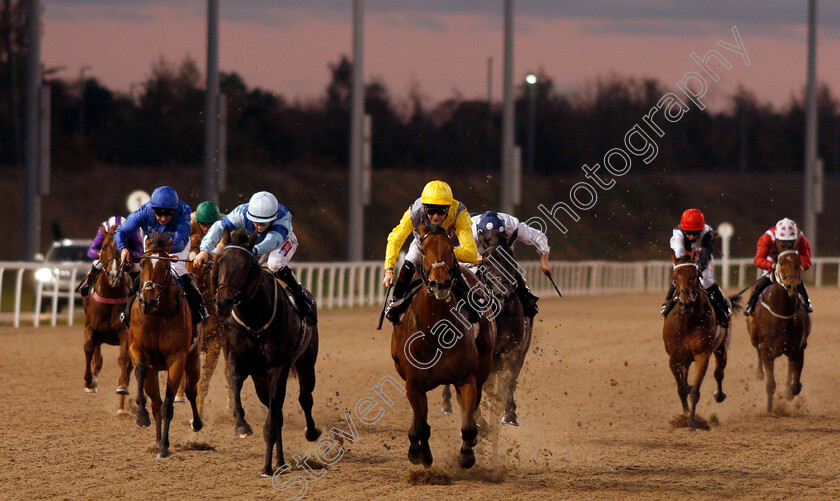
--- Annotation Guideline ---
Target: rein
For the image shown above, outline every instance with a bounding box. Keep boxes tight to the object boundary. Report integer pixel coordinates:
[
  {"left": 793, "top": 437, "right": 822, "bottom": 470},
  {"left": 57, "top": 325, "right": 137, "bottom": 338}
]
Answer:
[
  {"left": 231, "top": 277, "right": 281, "bottom": 337},
  {"left": 138, "top": 249, "right": 178, "bottom": 316}
]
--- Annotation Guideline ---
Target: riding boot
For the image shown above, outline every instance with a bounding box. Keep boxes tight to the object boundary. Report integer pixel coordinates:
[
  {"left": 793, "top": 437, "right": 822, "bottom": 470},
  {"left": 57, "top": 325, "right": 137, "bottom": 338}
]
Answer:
[
  {"left": 80, "top": 264, "right": 102, "bottom": 297},
  {"left": 705, "top": 284, "right": 730, "bottom": 326},
  {"left": 744, "top": 275, "right": 772, "bottom": 316},
  {"left": 385, "top": 262, "right": 417, "bottom": 324},
  {"left": 180, "top": 273, "right": 209, "bottom": 324},
  {"left": 274, "top": 266, "right": 316, "bottom": 324},
  {"left": 514, "top": 270, "right": 539, "bottom": 318},
  {"left": 798, "top": 282, "right": 813, "bottom": 313},
  {"left": 661, "top": 283, "right": 676, "bottom": 318},
  {"left": 120, "top": 274, "right": 141, "bottom": 328},
  {"left": 451, "top": 272, "right": 481, "bottom": 324}
]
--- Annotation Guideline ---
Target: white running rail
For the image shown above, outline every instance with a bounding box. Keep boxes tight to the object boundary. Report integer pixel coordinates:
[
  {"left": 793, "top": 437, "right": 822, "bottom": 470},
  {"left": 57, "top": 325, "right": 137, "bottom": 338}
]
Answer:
[{"left": 3, "top": 257, "right": 840, "bottom": 327}]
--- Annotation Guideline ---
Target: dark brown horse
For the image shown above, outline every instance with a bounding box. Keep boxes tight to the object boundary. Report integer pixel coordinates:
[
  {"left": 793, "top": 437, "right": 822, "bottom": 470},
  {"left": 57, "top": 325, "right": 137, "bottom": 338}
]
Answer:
[
  {"left": 441, "top": 226, "right": 531, "bottom": 426},
  {"left": 663, "top": 251, "right": 738, "bottom": 429},
  {"left": 82, "top": 223, "right": 133, "bottom": 413},
  {"left": 391, "top": 224, "right": 495, "bottom": 468},
  {"left": 746, "top": 241, "right": 811, "bottom": 413},
  {"left": 212, "top": 229, "right": 321, "bottom": 477},
  {"left": 181, "top": 228, "right": 232, "bottom": 414},
  {"left": 129, "top": 232, "right": 203, "bottom": 458}
]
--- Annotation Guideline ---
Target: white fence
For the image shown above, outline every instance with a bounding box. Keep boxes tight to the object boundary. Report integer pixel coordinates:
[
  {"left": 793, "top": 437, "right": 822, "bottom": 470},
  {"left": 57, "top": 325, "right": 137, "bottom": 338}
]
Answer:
[{"left": 4, "top": 257, "right": 840, "bottom": 327}]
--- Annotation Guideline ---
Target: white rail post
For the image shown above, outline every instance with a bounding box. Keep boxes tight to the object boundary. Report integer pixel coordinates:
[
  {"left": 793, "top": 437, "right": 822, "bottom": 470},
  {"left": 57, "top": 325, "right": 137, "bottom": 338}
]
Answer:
[{"left": 717, "top": 222, "right": 733, "bottom": 289}]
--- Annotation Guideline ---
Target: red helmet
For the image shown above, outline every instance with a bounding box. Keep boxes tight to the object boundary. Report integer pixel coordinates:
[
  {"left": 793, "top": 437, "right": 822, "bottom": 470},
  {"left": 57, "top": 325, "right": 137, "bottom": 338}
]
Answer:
[{"left": 680, "top": 208, "right": 705, "bottom": 232}]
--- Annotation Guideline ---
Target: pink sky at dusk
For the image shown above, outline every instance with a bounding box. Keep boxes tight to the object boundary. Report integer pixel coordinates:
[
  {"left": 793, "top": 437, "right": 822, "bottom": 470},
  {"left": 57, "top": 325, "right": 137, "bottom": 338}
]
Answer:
[{"left": 41, "top": 3, "right": 840, "bottom": 112}]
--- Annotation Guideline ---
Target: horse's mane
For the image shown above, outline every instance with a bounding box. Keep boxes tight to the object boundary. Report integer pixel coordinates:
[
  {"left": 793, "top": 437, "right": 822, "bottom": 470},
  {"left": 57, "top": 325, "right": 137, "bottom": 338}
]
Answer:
[
  {"left": 427, "top": 224, "right": 448, "bottom": 236},
  {"left": 675, "top": 255, "right": 693, "bottom": 265},
  {"left": 148, "top": 231, "right": 172, "bottom": 249}
]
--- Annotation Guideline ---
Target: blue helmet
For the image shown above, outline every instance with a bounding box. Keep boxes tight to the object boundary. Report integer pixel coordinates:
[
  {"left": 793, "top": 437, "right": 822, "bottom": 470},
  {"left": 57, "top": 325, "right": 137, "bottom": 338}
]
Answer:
[
  {"left": 149, "top": 186, "right": 179, "bottom": 209},
  {"left": 477, "top": 211, "right": 504, "bottom": 235}
]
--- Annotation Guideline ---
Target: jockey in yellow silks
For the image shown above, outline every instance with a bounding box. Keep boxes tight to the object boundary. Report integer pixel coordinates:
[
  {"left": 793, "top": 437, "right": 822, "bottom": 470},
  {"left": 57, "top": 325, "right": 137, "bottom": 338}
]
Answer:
[{"left": 382, "top": 180, "right": 479, "bottom": 324}]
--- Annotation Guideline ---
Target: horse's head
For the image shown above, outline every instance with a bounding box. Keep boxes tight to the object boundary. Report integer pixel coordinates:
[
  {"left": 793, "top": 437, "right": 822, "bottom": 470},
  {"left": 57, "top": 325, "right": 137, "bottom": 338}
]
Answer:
[
  {"left": 774, "top": 238, "right": 802, "bottom": 297},
  {"left": 99, "top": 224, "right": 124, "bottom": 287},
  {"left": 213, "top": 228, "right": 260, "bottom": 317},
  {"left": 671, "top": 250, "right": 700, "bottom": 313},
  {"left": 139, "top": 231, "right": 173, "bottom": 314},
  {"left": 418, "top": 223, "right": 457, "bottom": 300},
  {"left": 479, "top": 226, "right": 519, "bottom": 300}
]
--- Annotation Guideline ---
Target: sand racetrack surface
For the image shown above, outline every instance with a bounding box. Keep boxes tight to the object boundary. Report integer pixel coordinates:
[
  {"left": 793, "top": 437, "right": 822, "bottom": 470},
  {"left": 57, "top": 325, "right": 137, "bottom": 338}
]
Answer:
[{"left": 3, "top": 290, "right": 840, "bottom": 500}]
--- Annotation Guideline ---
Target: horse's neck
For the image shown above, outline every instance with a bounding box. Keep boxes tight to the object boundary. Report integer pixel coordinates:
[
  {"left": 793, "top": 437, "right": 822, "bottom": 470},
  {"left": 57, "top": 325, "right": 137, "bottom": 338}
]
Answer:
[
  {"left": 764, "top": 282, "right": 799, "bottom": 315},
  {"left": 236, "top": 270, "right": 285, "bottom": 326},
  {"left": 674, "top": 293, "right": 711, "bottom": 326},
  {"left": 95, "top": 269, "right": 129, "bottom": 297},
  {"left": 415, "top": 288, "right": 462, "bottom": 332}
]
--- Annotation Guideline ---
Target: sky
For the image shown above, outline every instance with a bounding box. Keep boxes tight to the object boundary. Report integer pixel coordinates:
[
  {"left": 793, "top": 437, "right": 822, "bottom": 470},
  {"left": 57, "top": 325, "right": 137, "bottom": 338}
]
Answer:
[{"left": 41, "top": 1, "right": 840, "bottom": 112}]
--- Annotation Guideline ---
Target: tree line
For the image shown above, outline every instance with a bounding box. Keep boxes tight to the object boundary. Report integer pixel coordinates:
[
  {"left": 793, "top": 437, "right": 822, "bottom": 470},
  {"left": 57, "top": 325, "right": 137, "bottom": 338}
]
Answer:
[{"left": 1, "top": 6, "right": 839, "bottom": 174}]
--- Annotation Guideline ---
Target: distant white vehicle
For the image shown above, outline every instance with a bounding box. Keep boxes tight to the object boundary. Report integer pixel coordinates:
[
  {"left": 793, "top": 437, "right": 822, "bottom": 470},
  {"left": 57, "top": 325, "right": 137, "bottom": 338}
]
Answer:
[{"left": 35, "top": 238, "right": 92, "bottom": 312}]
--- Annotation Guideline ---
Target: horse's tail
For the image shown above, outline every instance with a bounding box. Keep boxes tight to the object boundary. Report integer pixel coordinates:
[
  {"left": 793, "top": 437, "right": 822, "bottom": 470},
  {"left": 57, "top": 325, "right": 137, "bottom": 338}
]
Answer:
[{"left": 728, "top": 294, "right": 743, "bottom": 314}]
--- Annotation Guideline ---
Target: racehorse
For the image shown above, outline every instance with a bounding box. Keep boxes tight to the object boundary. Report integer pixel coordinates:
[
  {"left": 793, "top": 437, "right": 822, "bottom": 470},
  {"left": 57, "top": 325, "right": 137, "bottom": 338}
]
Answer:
[
  {"left": 182, "top": 230, "right": 232, "bottom": 414},
  {"left": 81, "top": 223, "right": 133, "bottom": 413},
  {"left": 441, "top": 225, "right": 531, "bottom": 426},
  {"left": 212, "top": 229, "right": 321, "bottom": 477},
  {"left": 663, "top": 251, "right": 739, "bottom": 430},
  {"left": 391, "top": 223, "right": 495, "bottom": 469},
  {"left": 746, "top": 240, "right": 811, "bottom": 413},
  {"left": 129, "top": 232, "right": 203, "bottom": 458}
]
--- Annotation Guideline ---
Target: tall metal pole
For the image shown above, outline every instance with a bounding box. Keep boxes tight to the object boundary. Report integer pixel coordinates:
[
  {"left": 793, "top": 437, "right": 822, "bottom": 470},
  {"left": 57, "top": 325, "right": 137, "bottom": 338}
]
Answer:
[
  {"left": 486, "top": 57, "right": 493, "bottom": 171},
  {"left": 203, "top": 0, "right": 220, "bottom": 204},
  {"left": 803, "top": 0, "right": 818, "bottom": 252},
  {"left": 348, "top": 0, "right": 364, "bottom": 261},
  {"left": 22, "top": 0, "right": 41, "bottom": 260},
  {"left": 500, "top": 0, "right": 514, "bottom": 214},
  {"left": 526, "top": 74, "right": 536, "bottom": 173}
]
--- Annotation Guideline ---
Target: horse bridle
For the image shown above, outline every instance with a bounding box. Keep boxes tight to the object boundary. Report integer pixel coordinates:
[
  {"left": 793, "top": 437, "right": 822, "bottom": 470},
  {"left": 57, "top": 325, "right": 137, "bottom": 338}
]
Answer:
[
  {"left": 774, "top": 249, "right": 801, "bottom": 284},
  {"left": 418, "top": 236, "right": 459, "bottom": 295},
  {"left": 478, "top": 245, "right": 516, "bottom": 300},
  {"left": 139, "top": 248, "right": 175, "bottom": 313},
  {"left": 215, "top": 245, "right": 261, "bottom": 305}
]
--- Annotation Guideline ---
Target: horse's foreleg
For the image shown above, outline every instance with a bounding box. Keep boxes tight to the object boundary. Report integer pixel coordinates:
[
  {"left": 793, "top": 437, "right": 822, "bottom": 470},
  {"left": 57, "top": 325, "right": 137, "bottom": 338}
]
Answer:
[
  {"left": 441, "top": 384, "right": 453, "bottom": 415},
  {"left": 116, "top": 330, "right": 132, "bottom": 412},
  {"left": 763, "top": 354, "right": 776, "bottom": 414},
  {"left": 83, "top": 332, "right": 97, "bottom": 392},
  {"left": 93, "top": 345, "right": 104, "bottom": 379},
  {"left": 755, "top": 345, "right": 765, "bottom": 380},
  {"left": 688, "top": 352, "right": 710, "bottom": 430},
  {"left": 185, "top": 344, "right": 203, "bottom": 432},
  {"left": 261, "top": 367, "right": 290, "bottom": 478},
  {"left": 669, "top": 357, "right": 689, "bottom": 414},
  {"left": 455, "top": 379, "right": 478, "bottom": 469},
  {"left": 787, "top": 353, "right": 804, "bottom": 399},
  {"left": 713, "top": 341, "right": 728, "bottom": 403},
  {"left": 294, "top": 347, "right": 322, "bottom": 442},
  {"left": 133, "top": 357, "right": 151, "bottom": 428},
  {"left": 405, "top": 384, "right": 432, "bottom": 466},
  {"left": 158, "top": 355, "right": 186, "bottom": 459},
  {"left": 502, "top": 339, "right": 531, "bottom": 426},
  {"left": 142, "top": 369, "right": 162, "bottom": 447},
  {"left": 230, "top": 367, "right": 252, "bottom": 438}
]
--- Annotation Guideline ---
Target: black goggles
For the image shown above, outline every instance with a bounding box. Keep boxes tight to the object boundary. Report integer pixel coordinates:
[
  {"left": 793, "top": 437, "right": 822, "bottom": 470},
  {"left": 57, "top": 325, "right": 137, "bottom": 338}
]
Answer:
[
  {"left": 154, "top": 208, "right": 175, "bottom": 217},
  {"left": 424, "top": 205, "right": 448, "bottom": 216},
  {"left": 684, "top": 230, "right": 701, "bottom": 237}
]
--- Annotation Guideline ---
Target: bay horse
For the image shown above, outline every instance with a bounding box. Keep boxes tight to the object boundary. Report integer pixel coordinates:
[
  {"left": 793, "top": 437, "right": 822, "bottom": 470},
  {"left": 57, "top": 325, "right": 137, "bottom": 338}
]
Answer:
[
  {"left": 391, "top": 224, "right": 495, "bottom": 469},
  {"left": 441, "top": 226, "right": 531, "bottom": 426},
  {"left": 212, "top": 229, "right": 321, "bottom": 477},
  {"left": 82, "top": 223, "right": 133, "bottom": 413},
  {"left": 129, "top": 232, "right": 203, "bottom": 458},
  {"left": 663, "top": 251, "right": 739, "bottom": 430},
  {"left": 746, "top": 240, "right": 811, "bottom": 413},
  {"left": 181, "top": 229, "right": 232, "bottom": 414}
]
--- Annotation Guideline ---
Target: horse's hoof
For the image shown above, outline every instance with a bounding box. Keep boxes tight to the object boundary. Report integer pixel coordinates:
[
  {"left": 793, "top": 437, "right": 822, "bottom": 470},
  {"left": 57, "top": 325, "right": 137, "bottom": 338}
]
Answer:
[
  {"left": 137, "top": 413, "right": 151, "bottom": 428},
  {"left": 441, "top": 402, "right": 453, "bottom": 415},
  {"left": 791, "top": 383, "right": 802, "bottom": 396},
  {"left": 116, "top": 385, "right": 129, "bottom": 395},
  {"left": 116, "top": 409, "right": 130, "bottom": 416},
  {"left": 235, "top": 424, "right": 253, "bottom": 438},
  {"left": 501, "top": 412, "right": 520, "bottom": 426},
  {"left": 259, "top": 472, "right": 272, "bottom": 478},
  {"left": 305, "top": 427, "right": 322, "bottom": 442},
  {"left": 157, "top": 450, "right": 171, "bottom": 459},
  {"left": 408, "top": 444, "right": 424, "bottom": 465},
  {"left": 458, "top": 447, "right": 475, "bottom": 469},
  {"left": 174, "top": 393, "right": 187, "bottom": 403},
  {"left": 714, "top": 391, "right": 727, "bottom": 403},
  {"left": 190, "top": 418, "right": 204, "bottom": 432},
  {"left": 84, "top": 386, "right": 97, "bottom": 393}
]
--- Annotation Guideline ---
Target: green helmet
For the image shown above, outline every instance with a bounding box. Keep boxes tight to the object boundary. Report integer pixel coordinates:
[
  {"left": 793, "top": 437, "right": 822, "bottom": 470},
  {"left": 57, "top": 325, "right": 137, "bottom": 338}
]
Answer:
[{"left": 195, "top": 201, "right": 221, "bottom": 224}]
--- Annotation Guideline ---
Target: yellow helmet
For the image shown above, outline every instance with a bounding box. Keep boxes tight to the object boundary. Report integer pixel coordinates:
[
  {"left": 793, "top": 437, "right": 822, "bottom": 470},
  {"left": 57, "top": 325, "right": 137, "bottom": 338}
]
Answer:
[{"left": 420, "top": 180, "right": 453, "bottom": 206}]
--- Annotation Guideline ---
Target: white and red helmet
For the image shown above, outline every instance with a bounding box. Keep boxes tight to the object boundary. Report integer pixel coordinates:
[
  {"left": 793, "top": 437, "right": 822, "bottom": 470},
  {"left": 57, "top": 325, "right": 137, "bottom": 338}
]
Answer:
[{"left": 774, "top": 218, "right": 798, "bottom": 241}]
